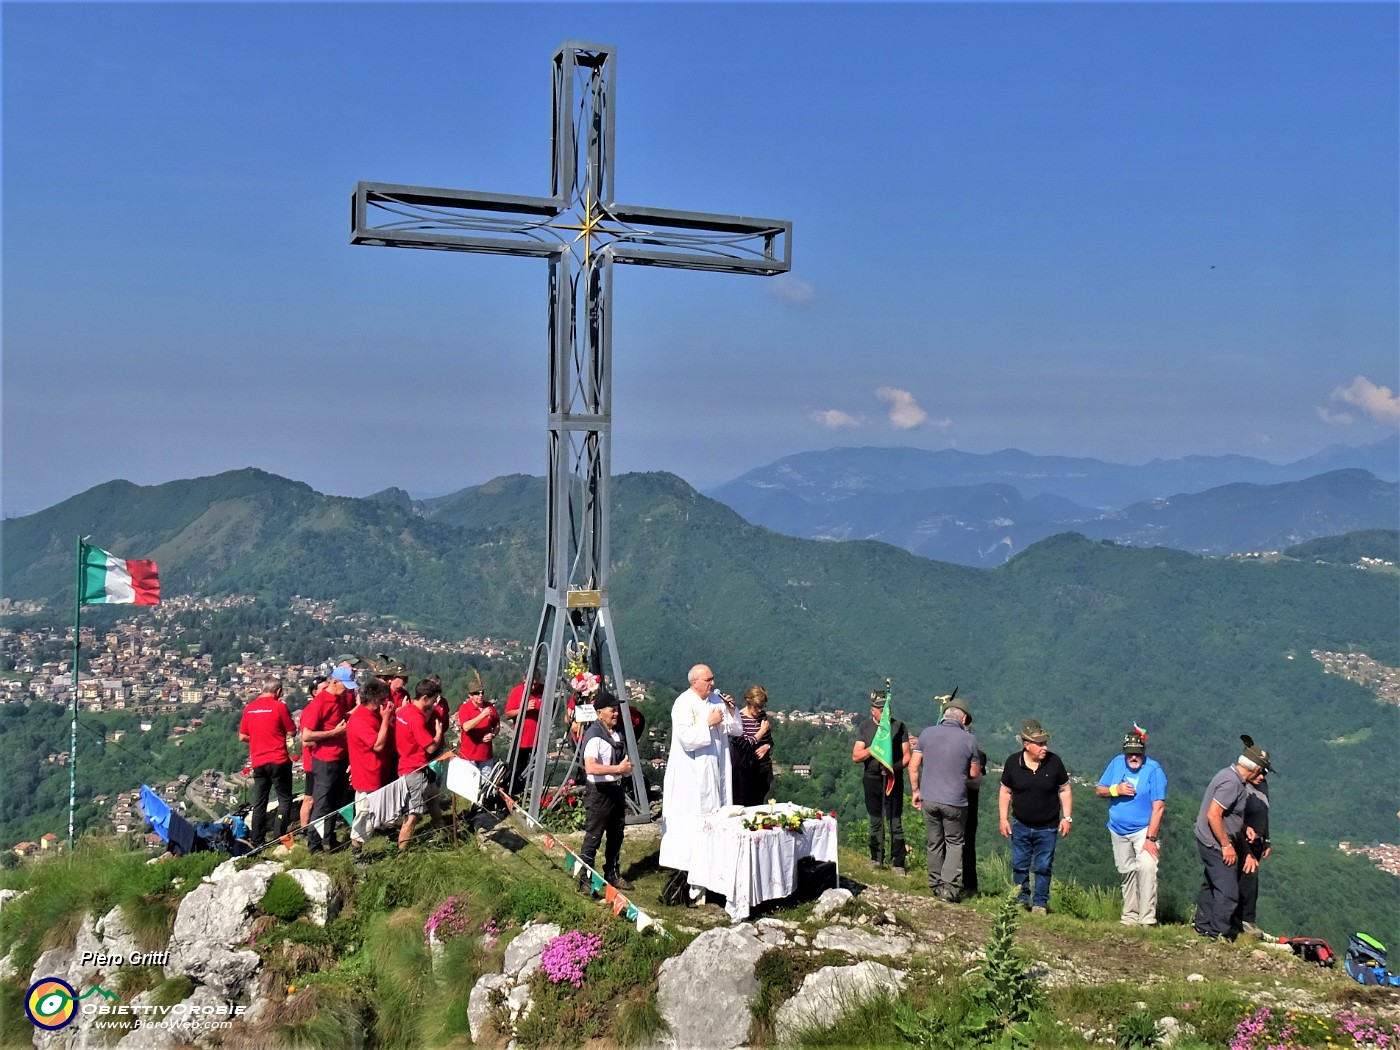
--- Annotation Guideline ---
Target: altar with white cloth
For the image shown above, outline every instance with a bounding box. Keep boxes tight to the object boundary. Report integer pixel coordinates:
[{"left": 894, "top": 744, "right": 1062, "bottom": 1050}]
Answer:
[{"left": 685, "top": 804, "right": 839, "bottom": 921}]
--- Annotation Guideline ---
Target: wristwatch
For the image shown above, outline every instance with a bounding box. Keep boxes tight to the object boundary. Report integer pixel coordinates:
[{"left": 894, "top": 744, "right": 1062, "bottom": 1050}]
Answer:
[
  {"left": 1146, "top": 835, "right": 1159, "bottom": 842},
  {"left": 1061, "top": 816, "right": 1073, "bottom": 823}
]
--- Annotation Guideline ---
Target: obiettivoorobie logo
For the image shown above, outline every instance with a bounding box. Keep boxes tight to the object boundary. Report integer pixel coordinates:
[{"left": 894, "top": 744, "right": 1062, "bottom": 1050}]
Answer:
[
  {"left": 25, "top": 968, "right": 244, "bottom": 1033},
  {"left": 24, "top": 977, "right": 118, "bottom": 1031}
]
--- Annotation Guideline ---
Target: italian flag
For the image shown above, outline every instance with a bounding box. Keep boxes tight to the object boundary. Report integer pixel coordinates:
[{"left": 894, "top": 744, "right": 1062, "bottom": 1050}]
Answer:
[{"left": 80, "top": 543, "right": 160, "bottom": 605}]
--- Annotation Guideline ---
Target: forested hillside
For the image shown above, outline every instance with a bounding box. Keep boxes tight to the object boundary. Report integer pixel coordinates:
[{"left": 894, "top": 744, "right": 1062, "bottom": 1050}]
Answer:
[{"left": 3, "top": 470, "right": 1397, "bottom": 849}]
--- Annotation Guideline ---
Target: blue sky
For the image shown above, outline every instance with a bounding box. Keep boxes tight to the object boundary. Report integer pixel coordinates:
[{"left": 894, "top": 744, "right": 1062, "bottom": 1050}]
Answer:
[{"left": 3, "top": 2, "right": 1396, "bottom": 515}]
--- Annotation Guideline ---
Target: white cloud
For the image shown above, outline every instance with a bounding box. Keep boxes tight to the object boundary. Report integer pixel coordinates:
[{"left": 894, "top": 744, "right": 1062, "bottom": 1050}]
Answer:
[
  {"left": 1317, "top": 406, "right": 1354, "bottom": 427},
  {"left": 875, "top": 386, "right": 928, "bottom": 430},
  {"left": 1331, "top": 375, "right": 1400, "bottom": 426},
  {"left": 769, "top": 275, "right": 815, "bottom": 306},
  {"left": 810, "top": 408, "right": 862, "bottom": 430}
]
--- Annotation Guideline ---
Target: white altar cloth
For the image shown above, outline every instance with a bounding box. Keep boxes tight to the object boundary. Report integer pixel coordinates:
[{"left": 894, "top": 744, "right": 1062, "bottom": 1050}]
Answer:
[{"left": 685, "top": 805, "right": 839, "bottom": 921}]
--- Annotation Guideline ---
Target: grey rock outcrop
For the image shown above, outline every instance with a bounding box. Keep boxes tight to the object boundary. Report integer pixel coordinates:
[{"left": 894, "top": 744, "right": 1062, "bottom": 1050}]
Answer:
[
  {"left": 754, "top": 918, "right": 796, "bottom": 947},
  {"left": 468, "top": 973, "right": 513, "bottom": 1044},
  {"left": 655, "top": 924, "right": 768, "bottom": 1050},
  {"left": 811, "top": 888, "right": 853, "bottom": 920},
  {"left": 503, "top": 922, "right": 561, "bottom": 979},
  {"left": 93, "top": 907, "right": 143, "bottom": 965},
  {"left": 774, "top": 961, "right": 907, "bottom": 1044},
  {"left": 283, "top": 868, "right": 338, "bottom": 926},
  {"left": 164, "top": 860, "right": 280, "bottom": 999},
  {"left": 465, "top": 921, "right": 562, "bottom": 1044},
  {"left": 1156, "top": 1016, "right": 1198, "bottom": 1048},
  {"left": 812, "top": 925, "right": 913, "bottom": 957},
  {"left": 0, "top": 888, "right": 26, "bottom": 912},
  {"left": 0, "top": 889, "right": 23, "bottom": 974}
]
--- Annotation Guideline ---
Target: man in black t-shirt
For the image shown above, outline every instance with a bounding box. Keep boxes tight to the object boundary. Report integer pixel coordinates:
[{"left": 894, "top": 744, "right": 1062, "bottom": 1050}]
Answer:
[
  {"left": 852, "top": 691, "right": 912, "bottom": 875},
  {"left": 998, "top": 718, "right": 1072, "bottom": 913}
]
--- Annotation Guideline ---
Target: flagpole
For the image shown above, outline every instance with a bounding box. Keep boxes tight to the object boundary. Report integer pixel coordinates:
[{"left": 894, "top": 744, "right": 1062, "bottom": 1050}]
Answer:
[{"left": 70, "top": 536, "right": 84, "bottom": 852}]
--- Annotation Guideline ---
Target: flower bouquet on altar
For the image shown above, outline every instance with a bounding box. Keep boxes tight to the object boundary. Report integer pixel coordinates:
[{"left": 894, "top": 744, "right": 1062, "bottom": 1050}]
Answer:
[{"left": 741, "top": 804, "right": 829, "bottom": 832}]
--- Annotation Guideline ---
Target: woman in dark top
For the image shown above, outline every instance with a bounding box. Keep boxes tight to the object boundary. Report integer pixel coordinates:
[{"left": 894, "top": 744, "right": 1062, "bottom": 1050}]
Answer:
[{"left": 731, "top": 685, "right": 774, "bottom": 806}]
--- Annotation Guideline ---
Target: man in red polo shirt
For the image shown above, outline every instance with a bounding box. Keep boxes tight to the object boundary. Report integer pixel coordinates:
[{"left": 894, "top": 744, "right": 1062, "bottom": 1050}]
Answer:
[
  {"left": 377, "top": 656, "right": 411, "bottom": 709},
  {"left": 419, "top": 672, "right": 450, "bottom": 739},
  {"left": 295, "top": 677, "right": 325, "bottom": 841},
  {"left": 347, "top": 677, "right": 395, "bottom": 854},
  {"left": 238, "top": 678, "right": 296, "bottom": 847},
  {"left": 301, "top": 666, "right": 355, "bottom": 853},
  {"left": 457, "top": 684, "right": 500, "bottom": 806},
  {"left": 396, "top": 679, "right": 445, "bottom": 851},
  {"left": 504, "top": 677, "right": 544, "bottom": 799},
  {"left": 458, "top": 685, "right": 499, "bottom": 768}
]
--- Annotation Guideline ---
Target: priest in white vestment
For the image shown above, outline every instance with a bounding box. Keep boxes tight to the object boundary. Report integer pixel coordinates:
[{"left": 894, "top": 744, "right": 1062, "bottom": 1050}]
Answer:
[{"left": 659, "top": 663, "right": 743, "bottom": 872}]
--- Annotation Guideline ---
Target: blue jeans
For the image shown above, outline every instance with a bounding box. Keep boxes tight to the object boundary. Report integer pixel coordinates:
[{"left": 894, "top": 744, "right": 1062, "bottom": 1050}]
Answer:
[{"left": 1011, "top": 820, "right": 1058, "bottom": 909}]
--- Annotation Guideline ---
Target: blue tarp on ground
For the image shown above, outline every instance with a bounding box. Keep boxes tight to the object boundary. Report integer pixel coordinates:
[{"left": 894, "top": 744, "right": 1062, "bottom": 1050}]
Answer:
[
  {"left": 139, "top": 785, "right": 171, "bottom": 840},
  {"left": 139, "top": 784, "right": 198, "bottom": 855}
]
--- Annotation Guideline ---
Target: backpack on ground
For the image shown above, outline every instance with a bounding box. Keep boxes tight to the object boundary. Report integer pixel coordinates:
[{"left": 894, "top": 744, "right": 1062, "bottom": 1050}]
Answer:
[
  {"left": 1284, "top": 937, "right": 1335, "bottom": 968},
  {"left": 1344, "top": 931, "right": 1396, "bottom": 985},
  {"left": 660, "top": 869, "right": 691, "bottom": 907}
]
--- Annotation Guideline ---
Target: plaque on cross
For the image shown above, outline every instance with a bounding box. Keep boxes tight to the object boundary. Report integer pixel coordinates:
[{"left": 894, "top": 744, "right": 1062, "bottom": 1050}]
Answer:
[{"left": 352, "top": 40, "right": 792, "bottom": 821}]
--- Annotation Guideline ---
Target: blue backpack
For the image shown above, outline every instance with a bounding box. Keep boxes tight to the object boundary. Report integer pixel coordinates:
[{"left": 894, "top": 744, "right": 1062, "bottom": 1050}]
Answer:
[{"left": 1344, "top": 932, "right": 1400, "bottom": 986}]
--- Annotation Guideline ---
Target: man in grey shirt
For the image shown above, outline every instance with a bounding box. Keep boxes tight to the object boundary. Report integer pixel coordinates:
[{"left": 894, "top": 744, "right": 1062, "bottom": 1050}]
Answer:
[
  {"left": 1192, "top": 737, "right": 1273, "bottom": 939},
  {"left": 909, "top": 695, "right": 982, "bottom": 903}
]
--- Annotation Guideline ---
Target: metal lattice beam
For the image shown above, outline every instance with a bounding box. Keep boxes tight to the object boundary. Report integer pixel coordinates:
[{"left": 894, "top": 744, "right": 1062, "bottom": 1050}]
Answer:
[{"left": 352, "top": 41, "right": 792, "bottom": 822}]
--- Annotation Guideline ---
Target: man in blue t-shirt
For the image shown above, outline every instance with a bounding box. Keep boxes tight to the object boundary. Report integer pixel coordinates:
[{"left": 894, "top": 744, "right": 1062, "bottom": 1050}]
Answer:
[{"left": 1095, "top": 727, "right": 1167, "bottom": 926}]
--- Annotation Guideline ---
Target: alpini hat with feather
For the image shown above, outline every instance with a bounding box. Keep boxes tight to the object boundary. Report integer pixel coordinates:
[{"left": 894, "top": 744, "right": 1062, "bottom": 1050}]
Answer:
[
  {"left": 1122, "top": 724, "right": 1148, "bottom": 755},
  {"left": 938, "top": 687, "right": 969, "bottom": 718},
  {"left": 1240, "top": 734, "right": 1276, "bottom": 774}
]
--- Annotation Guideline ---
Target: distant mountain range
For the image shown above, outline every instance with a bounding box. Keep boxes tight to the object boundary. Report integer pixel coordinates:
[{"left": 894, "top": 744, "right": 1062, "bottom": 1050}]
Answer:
[
  {"left": 707, "top": 439, "right": 1399, "bottom": 565},
  {"left": 3, "top": 466, "right": 1398, "bottom": 846}
]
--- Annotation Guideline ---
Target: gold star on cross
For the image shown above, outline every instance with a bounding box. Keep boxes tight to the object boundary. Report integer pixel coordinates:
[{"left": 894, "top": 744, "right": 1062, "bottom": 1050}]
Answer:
[{"left": 552, "top": 190, "right": 620, "bottom": 265}]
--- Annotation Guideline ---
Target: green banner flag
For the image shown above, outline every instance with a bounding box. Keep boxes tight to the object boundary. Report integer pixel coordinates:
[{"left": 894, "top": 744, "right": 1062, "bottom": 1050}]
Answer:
[{"left": 869, "top": 679, "right": 896, "bottom": 792}]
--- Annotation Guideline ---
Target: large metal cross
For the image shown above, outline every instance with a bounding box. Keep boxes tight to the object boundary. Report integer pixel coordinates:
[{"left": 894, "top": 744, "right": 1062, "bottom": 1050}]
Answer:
[{"left": 352, "top": 41, "right": 791, "bottom": 821}]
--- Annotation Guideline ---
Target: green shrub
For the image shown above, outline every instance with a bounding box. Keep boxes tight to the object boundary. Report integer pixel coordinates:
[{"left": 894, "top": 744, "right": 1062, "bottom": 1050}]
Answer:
[
  {"left": 364, "top": 910, "right": 432, "bottom": 1050},
  {"left": 514, "top": 918, "right": 677, "bottom": 1049},
  {"left": 148, "top": 975, "right": 194, "bottom": 1009},
  {"left": 749, "top": 948, "right": 800, "bottom": 1045},
  {"left": 265, "top": 982, "right": 366, "bottom": 1050},
  {"left": 0, "top": 979, "right": 29, "bottom": 1050},
  {"left": 963, "top": 892, "right": 1041, "bottom": 1045},
  {"left": 615, "top": 992, "right": 669, "bottom": 1048},
  {"left": 494, "top": 875, "right": 577, "bottom": 927},
  {"left": 1117, "top": 1009, "right": 1158, "bottom": 1048},
  {"left": 888, "top": 893, "right": 1041, "bottom": 1049},
  {"left": 1052, "top": 876, "right": 1121, "bottom": 922},
  {"left": 110, "top": 965, "right": 161, "bottom": 1001},
  {"left": 119, "top": 896, "right": 176, "bottom": 951},
  {"left": 260, "top": 874, "right": 308, "bottom": 921},
  {"left": 124, "top": 851, "right": 222, "bottom": 899},
  {"left": 327, "top": 910, "right": 368, "bottom": 956}
]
